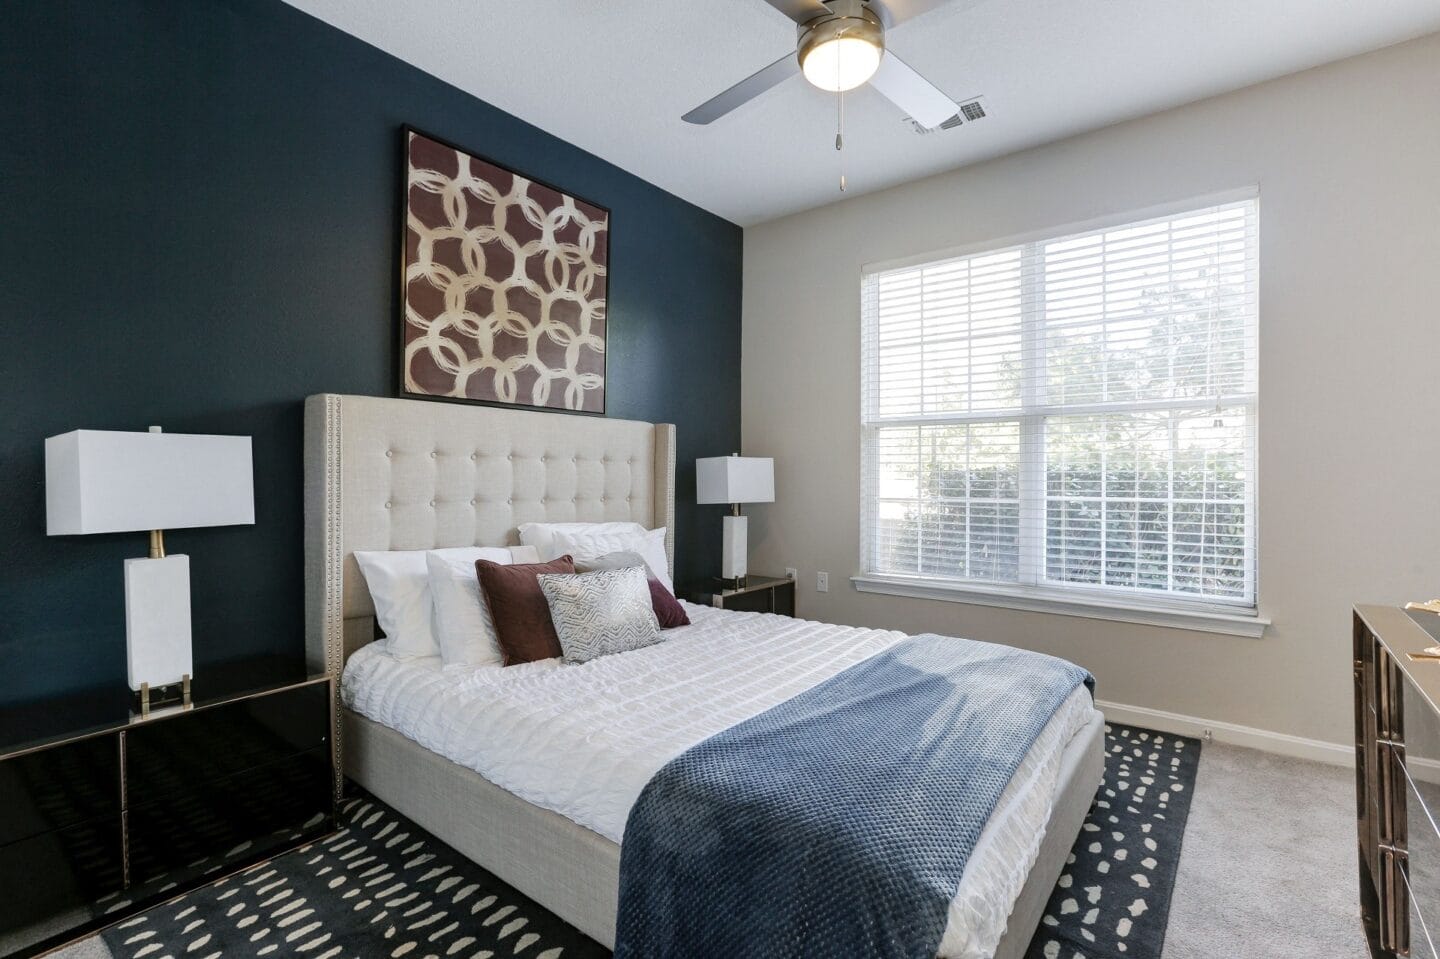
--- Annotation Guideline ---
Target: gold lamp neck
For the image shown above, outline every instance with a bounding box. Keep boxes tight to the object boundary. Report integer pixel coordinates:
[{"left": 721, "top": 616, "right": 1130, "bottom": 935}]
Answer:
[{"left": 145, "top": 424, "right": 167, "bottom": 558}]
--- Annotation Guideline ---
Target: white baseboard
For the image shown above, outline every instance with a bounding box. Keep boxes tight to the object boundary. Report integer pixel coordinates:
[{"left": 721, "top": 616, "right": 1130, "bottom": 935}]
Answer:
[
  {"left": 1096, "top": 699, "right": 1440, "bottom": 786},
  {"left": 1095, "top": 699, "right": 1354, "bottom": 766}
]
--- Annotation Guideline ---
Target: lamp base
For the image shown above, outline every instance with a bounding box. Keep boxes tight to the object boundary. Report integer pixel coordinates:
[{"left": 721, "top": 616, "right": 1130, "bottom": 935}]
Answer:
[
  {"left": 124, "top": 554, "right": 194, "bottom": 692},
  {"left": 721, "top": 513, "right": 748, "bottom": 584}
]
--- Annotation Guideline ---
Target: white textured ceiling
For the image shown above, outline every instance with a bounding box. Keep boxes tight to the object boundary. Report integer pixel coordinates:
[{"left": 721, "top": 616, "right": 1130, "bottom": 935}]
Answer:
[{"left": 284, "top": 0, "right": 1440, "bottom": 226}]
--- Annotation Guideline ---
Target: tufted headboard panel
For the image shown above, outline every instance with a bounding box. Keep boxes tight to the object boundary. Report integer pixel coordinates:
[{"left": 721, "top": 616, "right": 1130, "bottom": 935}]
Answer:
[{"left": 303, "top": 393, "right": 676, "bottom": 679}]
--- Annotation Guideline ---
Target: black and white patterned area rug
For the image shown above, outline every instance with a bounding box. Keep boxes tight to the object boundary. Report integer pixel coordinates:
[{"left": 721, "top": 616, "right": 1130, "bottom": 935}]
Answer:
[
  {"left": 101, "top": 793, "right": 609, "bottom": 959},
  {"left": 100, "top": 723, "right": 1198, "bottom": 959},
  {"left": 1025, "top": 723, "right": 1202, "bottom": 959}
]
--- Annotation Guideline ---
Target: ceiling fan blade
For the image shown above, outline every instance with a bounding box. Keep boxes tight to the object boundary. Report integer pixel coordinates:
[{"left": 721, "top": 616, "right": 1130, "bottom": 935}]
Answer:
[
  {"left": 869, "top": 51, "right": 956, "bottom": 129},
  {"left": 868, "top": 0, "right": 957, "bottom": 29},
  {"left": 759, "top": 0, "right": 832, "bottom": 25},
  {"left": 682, "top": 54, "right": 801, "bottom": 125}
]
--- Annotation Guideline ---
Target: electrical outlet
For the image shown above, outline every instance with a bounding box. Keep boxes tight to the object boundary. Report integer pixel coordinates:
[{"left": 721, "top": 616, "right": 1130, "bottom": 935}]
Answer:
[
  {"left": 816, "top": 571, "right": 829, "bottom": 593},
  {"left": 784, "top": 567, "right": 798, "bottom": 581}
]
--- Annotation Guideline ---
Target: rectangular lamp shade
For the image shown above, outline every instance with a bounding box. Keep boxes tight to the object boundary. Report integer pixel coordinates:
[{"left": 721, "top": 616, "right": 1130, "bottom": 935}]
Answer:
[
  {"left": 696, "top": 455, "right": 774, "bottom": 505},
  {"left": 46, "top": 429, "right": 255, "bottom": 535}
]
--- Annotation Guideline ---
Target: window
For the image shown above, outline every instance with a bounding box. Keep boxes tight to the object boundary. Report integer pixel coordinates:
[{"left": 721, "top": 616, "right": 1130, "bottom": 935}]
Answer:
[{"left": 859, "top": 196, "right": 1258, "bottom": 624}]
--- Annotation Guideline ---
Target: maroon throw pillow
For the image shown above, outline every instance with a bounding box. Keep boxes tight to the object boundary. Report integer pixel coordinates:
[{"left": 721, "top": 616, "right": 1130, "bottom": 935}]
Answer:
[
  {"left": 476, "top": 555, "right": 576, "bottom": 665},
  {"left": 649, "top": 577, "right": 690, "bottom": 629}
]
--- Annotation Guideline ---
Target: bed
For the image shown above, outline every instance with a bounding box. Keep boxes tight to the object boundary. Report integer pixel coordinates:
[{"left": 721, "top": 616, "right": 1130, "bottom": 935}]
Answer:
[{"left": 303, "top": 392, "right": 1105, "bottom": 958}]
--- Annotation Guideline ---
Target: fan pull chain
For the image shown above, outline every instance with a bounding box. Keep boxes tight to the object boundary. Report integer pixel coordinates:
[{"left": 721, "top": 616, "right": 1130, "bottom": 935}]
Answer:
[{"left": 836, "top": 89, "right": 846, "bottom": 192}]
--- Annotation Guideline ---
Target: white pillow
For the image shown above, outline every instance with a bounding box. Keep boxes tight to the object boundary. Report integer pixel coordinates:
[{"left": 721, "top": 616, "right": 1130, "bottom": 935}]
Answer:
[
  {"left": 426, "top": 546, "right": 514, "bottom": 667},
  {"left": 353, "top": 550, "right": 437, "bottom": 660},
  {"left": 551, "top": 526, "right": 672, "bottom": 593},
  {"left": 518, "top": 521, "right": 647, "bottom": 563},
  {"left": 355, "top": 545, "right": 539, "bottom": 662},
  {"left": 508, "top": 544, "right": 542, "bottom": 564}
]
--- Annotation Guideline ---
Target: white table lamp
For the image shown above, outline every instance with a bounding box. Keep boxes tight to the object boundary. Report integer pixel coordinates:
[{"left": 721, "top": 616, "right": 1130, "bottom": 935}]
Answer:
[
  {"left": 46, "top": 427, "right": 255, "bottom": 706},
  {"left": 697, "top": 454, "right": 774, "bottom": 587}
]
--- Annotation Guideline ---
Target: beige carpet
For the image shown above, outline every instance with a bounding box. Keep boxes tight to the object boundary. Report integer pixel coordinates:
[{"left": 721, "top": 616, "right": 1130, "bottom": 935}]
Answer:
[
  {"left": 1163, "top": 741, "right": 1368, "bottom": 958},
  {"left": 52, "top": 740, "right": 1369, "bottom": 959}
]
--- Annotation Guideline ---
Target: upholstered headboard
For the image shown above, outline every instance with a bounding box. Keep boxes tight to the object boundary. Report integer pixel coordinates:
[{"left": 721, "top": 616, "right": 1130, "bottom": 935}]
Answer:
[{"left": 303, "top": 393, "right": 676, "bottom": 679}]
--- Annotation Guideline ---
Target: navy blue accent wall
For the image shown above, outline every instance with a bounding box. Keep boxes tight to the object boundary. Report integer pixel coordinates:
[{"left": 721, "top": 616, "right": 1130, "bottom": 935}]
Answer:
[{"left": 0, "top": 0, "right": 742, "bottom": 705}]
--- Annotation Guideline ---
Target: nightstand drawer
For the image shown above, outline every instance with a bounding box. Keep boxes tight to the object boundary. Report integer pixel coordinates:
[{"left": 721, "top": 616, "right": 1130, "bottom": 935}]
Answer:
[
  {"left": 0, "top": 735, "right": 120, "bottom": 847},
  {"left": 125, "top": 681, "right": 329, "bottom": 800},
  {"left": 0, "top": 816, "right": 125, "bottom": 956},
  {"left": 127, "top": 745, "right": 333, "bottom": 892}
]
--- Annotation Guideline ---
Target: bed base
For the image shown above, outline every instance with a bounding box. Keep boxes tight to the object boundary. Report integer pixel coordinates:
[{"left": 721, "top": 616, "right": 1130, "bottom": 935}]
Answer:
[{"left": 343, "top": 707, "right": 1105, "bottom": 956}]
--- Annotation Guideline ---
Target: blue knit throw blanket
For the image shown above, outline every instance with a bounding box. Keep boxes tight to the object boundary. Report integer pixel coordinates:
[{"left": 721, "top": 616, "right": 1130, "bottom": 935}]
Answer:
[{"left": 614, "top": 633, "right": 1094, "bottom": 959}]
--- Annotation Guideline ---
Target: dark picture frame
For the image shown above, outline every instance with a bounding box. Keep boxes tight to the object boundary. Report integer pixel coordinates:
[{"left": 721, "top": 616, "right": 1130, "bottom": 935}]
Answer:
[{"left": 398, "top": 126, "right": 610, "bottom": 414}]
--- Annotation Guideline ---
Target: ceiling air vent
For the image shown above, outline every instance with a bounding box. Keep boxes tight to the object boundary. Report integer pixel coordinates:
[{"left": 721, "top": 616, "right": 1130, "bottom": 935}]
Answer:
[
  {"left": 904, "top": 95, "right": 991, "bottom": 134},
  {"left": 959, "top": 97, "right": 988, "bottom": 122}
]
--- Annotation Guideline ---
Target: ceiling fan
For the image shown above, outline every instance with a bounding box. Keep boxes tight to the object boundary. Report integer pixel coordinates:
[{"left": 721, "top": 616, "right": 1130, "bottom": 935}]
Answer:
[{"left": 682, "top": 0, "right": 961, "bottom": 130}]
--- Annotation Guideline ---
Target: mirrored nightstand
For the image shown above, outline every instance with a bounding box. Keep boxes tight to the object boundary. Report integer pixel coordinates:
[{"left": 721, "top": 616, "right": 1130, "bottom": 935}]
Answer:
[
  {"left": 694, "top": 574, "right": 796, "bottom": 616},
  {"left": 0, "top": 657, "right": 336, "bottom": 958}
]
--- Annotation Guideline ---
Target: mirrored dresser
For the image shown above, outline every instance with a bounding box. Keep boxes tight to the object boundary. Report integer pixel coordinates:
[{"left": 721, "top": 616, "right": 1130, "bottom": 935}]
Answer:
[{"left": 1355, "top": 605, "right": 1440, "bottom": 959}]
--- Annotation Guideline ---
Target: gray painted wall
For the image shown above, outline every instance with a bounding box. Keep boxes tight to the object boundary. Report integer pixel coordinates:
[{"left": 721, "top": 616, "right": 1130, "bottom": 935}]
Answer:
[{"left": 741, "top": 32, "right": 1440, "bottom": 749}]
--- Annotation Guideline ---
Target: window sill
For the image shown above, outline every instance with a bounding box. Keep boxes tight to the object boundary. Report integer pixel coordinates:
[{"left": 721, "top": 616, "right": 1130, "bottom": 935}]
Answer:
[{"left": 849, "top": 574, "right": 1269, "bottom": 638}]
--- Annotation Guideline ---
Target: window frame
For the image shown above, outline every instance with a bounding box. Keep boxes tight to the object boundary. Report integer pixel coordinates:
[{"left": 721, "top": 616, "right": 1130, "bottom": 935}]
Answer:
[{"left": 856, "top": 190, "right": 1265, "bottom": 637}]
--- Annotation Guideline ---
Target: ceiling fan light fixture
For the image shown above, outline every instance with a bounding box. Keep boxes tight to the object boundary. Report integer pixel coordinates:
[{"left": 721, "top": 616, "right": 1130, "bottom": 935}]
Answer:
[{"left": 797, "top": 3, "right": 885, "bottom": 93}]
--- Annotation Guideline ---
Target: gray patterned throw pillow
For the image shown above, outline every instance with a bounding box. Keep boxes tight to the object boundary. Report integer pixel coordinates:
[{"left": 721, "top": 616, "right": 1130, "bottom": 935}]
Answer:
[{"left": 537, "top": 566, "right": 662, "bottom": 664}]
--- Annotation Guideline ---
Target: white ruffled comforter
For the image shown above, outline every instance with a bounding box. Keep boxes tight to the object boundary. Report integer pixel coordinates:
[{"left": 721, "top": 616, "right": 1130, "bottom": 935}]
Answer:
[{"left": 341, "top": 602, "right": 1097, "bottom": 958}]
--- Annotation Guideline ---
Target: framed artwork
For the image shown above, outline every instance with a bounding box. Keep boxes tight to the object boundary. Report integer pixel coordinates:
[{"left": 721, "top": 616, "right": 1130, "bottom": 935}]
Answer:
[{"left": 399, "top": 126, "right": 610, "bottom": 413}]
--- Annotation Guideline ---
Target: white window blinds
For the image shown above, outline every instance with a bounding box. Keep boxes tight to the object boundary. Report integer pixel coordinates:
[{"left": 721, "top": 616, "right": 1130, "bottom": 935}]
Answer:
[{"left": 861, "top": 197, "right": 1258, "bottom": 612}]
